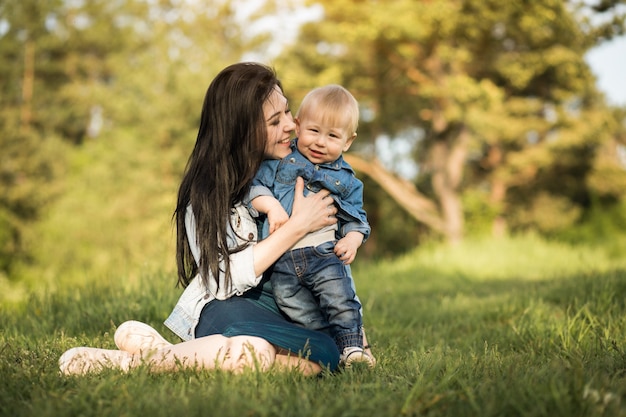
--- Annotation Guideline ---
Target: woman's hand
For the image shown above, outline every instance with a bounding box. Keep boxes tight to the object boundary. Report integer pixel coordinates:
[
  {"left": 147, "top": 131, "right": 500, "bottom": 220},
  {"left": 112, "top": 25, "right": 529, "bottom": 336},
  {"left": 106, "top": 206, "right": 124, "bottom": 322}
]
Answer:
[
  {"left": 252, "top": 177, "right": 337, "bottom": 276},
  {"left": 290, "top": 177, "right": 337, "bottom": 234}
]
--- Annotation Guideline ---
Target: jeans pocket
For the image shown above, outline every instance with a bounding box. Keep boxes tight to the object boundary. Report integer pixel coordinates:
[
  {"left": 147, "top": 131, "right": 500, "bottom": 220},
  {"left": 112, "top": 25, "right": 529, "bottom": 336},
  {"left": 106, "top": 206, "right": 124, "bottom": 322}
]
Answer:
[{"left": 312, "top": 241, "right": 337, "bottom": 257}]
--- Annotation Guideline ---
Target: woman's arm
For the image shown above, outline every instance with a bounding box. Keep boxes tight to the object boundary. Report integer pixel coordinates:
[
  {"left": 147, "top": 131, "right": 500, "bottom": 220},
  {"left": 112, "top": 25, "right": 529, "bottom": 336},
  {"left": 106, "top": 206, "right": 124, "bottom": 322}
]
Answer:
[
  {"left": 252, "top": 177, "right": 337, "bottom": 276},
  {"left": 181, "top": 178, "right": 337, "bottom": 300}
]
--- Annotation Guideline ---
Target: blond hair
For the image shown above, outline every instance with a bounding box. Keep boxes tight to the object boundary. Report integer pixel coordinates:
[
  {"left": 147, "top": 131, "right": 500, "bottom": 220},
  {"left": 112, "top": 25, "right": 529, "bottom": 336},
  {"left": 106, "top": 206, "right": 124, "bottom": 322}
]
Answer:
[{"left": 296, "top": 85, "right": 359, "bottom": 136}]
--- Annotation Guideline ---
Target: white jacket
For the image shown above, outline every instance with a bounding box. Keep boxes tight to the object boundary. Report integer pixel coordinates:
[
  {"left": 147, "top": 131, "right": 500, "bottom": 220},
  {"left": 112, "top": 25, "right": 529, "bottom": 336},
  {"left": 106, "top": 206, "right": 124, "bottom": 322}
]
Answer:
[{"left": 164, "top": 203, "right": 262, "bottom": 341}]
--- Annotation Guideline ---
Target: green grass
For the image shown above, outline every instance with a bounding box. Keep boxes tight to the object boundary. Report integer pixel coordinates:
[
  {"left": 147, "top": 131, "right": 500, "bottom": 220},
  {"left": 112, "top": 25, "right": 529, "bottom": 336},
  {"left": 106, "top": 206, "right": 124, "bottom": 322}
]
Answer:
[{"left": 2, "top": 234, "right": 626, "bottom": 417}]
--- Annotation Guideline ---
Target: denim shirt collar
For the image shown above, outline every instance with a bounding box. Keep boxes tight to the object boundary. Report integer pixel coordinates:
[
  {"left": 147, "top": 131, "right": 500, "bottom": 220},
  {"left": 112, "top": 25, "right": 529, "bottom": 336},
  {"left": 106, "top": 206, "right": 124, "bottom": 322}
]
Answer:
[{"left": 290, "top": 139, "right": 354, "bottom": 173}]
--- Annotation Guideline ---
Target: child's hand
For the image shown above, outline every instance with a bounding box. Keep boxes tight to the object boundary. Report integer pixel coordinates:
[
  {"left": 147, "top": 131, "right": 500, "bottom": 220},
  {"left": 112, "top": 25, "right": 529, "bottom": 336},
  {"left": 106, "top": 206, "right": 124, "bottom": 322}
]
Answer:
[
  {"left": 252, "top": 195, "right": 290, "bottom": 234},
  {"left": 334, "top": 231, "right": 364, "bottom": 264},
  {"left": 267, "top": 206, "right": 289, "bottom": 234}
]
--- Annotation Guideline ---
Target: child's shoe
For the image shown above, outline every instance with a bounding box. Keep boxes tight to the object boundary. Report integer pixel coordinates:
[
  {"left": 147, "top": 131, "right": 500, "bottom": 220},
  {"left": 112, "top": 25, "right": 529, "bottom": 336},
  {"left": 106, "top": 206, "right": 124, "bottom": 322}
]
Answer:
[
  {"left": 340, "top": 346, "right": 376, "bottom": 368},
  {"left": 114, "top": 320, "right": 172, "bottom": 354}
]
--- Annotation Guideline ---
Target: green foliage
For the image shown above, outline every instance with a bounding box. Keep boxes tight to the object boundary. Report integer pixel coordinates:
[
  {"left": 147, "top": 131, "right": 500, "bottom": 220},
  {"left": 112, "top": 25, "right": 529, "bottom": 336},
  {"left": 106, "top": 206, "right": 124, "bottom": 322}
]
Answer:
[
  {"left": 0, "top": 0, "right": 281, "bottom": 283},
  {"left": 277, "top": 0, "right": 626, "bottom": 243},
  {"left": 461, "top": 189, "right": 500, "bottom": 237},
  {"left": 557, "top": 196, "right": 626, "bottom": 257},
  {"left": 1, "top": 0, "right": 626, "bottom": 288},
  {"left": 0, "top": 128, "right": 66, "bottom": 276},
  {"left": 359, "top": 176, "right": 426, "bottom": 258},
  {"left": 0, "top": 0, "right": 151, "bottom": 276},
  {"left": 510, "top": 192, "right": 583, "bottom": 233},
  {"left": 11, "top": 128, "right": 183, "bottom": 295},
  {"left": 3, "top": 236, "right": 626, "bottom": 417}
]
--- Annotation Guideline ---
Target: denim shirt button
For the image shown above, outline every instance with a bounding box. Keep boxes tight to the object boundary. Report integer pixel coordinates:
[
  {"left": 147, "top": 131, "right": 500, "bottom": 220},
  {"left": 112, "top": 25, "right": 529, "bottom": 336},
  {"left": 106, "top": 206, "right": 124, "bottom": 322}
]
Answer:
[
  {"left": 289, "top": 157, "right": 296, "bottom": 163},
  {"left": 314, "top": 165, "right": 320, "bottom": 170},
  {"left": 335, "top": 180, "right": 341, "bottom": 185}
]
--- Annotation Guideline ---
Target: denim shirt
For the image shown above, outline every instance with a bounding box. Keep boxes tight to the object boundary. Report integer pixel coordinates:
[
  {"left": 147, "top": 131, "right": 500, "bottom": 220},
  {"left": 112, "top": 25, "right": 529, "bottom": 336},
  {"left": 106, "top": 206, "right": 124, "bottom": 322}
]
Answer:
[
  {"left": 164, "top": 203, "right": 262, "bottom": 341},
  {"left": 247, "top": 141, "right": 370, "bottom": 241}
]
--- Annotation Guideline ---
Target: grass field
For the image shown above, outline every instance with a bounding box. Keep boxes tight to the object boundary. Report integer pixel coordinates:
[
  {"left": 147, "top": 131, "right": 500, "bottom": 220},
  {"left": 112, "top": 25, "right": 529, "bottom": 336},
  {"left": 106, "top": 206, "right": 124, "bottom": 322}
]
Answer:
[{"left": 2, "top": 234, "right": 626, "bottom": 417}]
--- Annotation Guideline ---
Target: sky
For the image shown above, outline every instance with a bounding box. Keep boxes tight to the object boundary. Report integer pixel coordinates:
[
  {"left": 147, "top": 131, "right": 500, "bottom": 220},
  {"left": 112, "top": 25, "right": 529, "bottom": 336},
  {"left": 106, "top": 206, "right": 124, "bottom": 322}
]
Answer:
[{"left": 585, "top": 36, "right": 626, "bottom": 107}]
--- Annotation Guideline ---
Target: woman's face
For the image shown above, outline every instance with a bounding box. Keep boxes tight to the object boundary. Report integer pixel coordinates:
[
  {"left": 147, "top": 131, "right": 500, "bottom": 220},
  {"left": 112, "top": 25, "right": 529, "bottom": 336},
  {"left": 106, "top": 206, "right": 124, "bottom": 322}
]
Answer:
[{"left": 263, "top": 85, "right": 296, "bottom": 160}]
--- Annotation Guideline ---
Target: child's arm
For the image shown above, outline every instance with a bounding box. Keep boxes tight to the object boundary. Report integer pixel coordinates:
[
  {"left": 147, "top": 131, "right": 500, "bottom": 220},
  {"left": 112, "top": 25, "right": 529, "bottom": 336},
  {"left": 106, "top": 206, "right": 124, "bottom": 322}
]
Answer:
[
  {"left": 334, "top": 230, "right": 364, "bottom": 265},
  {"left": 251, "top": 195, "right": 289, "bottom": 234},
  {"left": 333, "top": 168, "right": 369, "bottom": 264},
  {"left": 245, "top": 160, "right": 279, "bottom": 217}
]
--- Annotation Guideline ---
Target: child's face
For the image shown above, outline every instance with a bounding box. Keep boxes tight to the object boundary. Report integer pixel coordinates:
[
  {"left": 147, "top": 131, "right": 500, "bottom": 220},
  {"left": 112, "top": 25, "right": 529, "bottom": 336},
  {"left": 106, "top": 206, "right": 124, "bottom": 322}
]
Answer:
[{"left": 295, "top": 114, "right": 356, "bottom": 165}]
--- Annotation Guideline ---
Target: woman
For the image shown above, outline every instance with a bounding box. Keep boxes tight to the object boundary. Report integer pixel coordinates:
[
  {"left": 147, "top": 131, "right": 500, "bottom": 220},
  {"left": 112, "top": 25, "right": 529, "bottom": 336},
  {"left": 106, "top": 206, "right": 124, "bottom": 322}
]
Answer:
[{"left": 59, "top": 62, "right": 373, "bottom": 376}]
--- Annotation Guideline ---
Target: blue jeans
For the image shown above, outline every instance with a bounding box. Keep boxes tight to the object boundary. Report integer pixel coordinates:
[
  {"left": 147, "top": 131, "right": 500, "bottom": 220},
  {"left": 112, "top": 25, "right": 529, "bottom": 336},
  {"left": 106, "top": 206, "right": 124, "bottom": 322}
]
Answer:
[{"left": 270, "top": 241, "right": 363, "bottom": 351}]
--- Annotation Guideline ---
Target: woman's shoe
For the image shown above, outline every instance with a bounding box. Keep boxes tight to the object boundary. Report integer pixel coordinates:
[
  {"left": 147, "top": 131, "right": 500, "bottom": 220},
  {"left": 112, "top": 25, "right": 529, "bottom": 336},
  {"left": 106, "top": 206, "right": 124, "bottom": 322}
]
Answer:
[
  {"left": 59, "top": 347, "right": 134, "bottom": 375},
  {"left": 114, "top": 320, "right": 173, "bottom": 354}
]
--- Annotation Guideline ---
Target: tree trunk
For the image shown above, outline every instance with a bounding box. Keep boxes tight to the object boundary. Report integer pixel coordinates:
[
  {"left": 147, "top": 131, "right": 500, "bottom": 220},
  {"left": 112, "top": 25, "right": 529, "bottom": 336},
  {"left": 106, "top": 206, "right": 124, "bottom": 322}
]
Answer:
[
  {"left": 484, "top": 145, "right": 507, "bottom": 238},
  {"left": 20, "top": 40, "right": 35, "bottom": 134},
  {"left": 344, "top": 154, "right": 447, "bottom": 236},
  {"left": 428, "top": 125, "right": 469, "bottom": 245}
]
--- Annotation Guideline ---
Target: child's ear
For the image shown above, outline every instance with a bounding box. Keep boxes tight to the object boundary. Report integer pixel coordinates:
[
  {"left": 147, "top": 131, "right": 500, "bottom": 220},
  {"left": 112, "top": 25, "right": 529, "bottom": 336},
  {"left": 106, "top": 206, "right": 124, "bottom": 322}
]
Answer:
[
  {"left": 343, "top": 132, "right": 357, "bottom": 152},
  {"left": 295, "top": 118, "right": 301, "bottom": 136}
]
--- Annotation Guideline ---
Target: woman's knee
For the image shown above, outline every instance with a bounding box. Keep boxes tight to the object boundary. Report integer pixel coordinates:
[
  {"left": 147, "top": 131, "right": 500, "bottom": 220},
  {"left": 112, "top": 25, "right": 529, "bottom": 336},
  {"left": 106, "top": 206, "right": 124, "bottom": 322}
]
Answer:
[{"left": 224, "top": 335, "right": 276, "bottom": 372}]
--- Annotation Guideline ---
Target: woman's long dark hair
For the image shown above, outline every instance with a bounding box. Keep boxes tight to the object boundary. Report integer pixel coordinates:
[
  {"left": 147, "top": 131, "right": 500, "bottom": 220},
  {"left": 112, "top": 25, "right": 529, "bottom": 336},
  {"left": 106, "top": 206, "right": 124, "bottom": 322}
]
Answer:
[{"left": 175, "top": 62, "right": 281, "bottom": 289}]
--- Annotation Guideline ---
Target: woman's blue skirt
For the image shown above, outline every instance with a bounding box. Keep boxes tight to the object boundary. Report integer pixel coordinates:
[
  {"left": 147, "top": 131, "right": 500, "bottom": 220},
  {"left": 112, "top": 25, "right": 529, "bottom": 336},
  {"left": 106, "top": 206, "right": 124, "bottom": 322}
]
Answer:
[{"left": 195, "top": 292, "right": 340, "bottom": 371}]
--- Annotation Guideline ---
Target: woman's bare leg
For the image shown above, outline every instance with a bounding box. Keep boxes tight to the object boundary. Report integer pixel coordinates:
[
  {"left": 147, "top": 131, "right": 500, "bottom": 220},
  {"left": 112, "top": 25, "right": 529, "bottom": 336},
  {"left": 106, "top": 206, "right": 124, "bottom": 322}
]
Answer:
[
  {"left": 59, "top": 334, "right": 276, "bottom": 375},
  {"left": 145, "top": 335, "right": 276, "bottom": 373},
  {"left": 148, "top": 339, "right": 323, "bottom": 375},
  {"left": 114, "top": 322, "right": 326, "bottom": 375},
  {"left": 273, "top": 351, "right": 323, "bottom": 376}
]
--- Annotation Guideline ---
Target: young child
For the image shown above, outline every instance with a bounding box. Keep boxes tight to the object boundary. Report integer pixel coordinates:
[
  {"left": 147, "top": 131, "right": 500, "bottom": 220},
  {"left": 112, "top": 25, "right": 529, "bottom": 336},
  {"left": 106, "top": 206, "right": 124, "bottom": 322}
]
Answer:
[{"left": 247, "top": 85, "right": 374, "bottom": 367}]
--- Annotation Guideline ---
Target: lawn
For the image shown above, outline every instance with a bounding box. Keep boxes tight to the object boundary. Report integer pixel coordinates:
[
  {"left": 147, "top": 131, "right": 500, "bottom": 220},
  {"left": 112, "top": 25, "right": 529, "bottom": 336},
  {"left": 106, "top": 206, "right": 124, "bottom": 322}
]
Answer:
[{"left": 2, "top": 234, "right": 626, "bottom": 417}]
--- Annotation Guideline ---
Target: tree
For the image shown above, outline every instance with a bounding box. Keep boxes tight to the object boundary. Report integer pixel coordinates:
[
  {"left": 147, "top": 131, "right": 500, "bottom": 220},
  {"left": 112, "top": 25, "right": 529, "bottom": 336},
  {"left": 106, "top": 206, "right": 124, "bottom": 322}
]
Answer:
[
  {"left": 275, "top": 0, "right": 626, "bottom": 245},
  {"left": 1, "top": 0, "right": 163, "bottom": 277},
  {"left": 460, "top": 0, "right": 626, "bottom": 235},
  {"left": 1, "top": 0, "right": 285, "bottom": 284},
  {"left": 0, "top": 0, "right": 67, "bottom": 275}
]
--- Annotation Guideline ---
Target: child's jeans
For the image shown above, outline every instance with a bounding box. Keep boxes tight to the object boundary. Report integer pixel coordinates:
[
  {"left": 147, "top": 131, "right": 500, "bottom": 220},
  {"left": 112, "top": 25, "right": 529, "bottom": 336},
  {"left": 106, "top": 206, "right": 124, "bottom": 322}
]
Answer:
[{"left": 270, "top": 241, "right": 363, "bottom": 350}]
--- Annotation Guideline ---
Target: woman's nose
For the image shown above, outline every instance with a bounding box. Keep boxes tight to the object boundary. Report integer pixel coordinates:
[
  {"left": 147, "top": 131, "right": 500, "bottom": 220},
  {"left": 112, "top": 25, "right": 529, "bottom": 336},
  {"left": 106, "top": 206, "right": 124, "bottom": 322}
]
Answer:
[{"left": 285, "top": 117, "right": 296, "bottom": 131}]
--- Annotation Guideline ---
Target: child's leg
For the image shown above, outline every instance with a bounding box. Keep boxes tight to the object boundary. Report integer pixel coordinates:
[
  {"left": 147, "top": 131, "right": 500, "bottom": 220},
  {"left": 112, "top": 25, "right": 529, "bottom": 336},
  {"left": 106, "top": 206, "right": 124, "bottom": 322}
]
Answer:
[
  {"left": 270, "top": 252, "right": 330, "bottom": 331},
  {"left": 305, "top": 263, "right": 362, "bottom": 350}
]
